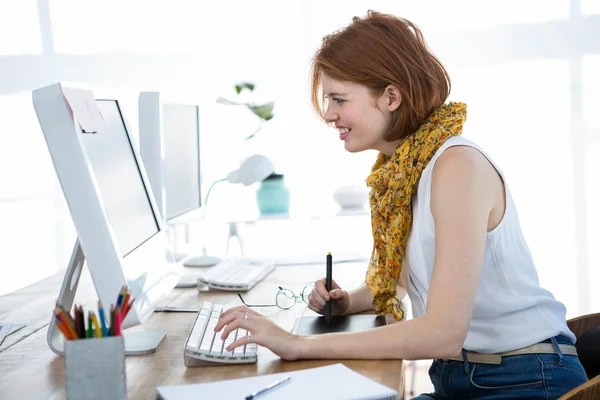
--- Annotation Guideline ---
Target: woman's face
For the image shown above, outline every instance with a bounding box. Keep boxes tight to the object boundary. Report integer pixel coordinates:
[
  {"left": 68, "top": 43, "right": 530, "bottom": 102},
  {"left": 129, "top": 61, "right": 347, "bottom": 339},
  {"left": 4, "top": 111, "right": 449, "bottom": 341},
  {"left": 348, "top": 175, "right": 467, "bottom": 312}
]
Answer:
[{"left": 321, "top": 73, "right": 400, "bottom": 156}]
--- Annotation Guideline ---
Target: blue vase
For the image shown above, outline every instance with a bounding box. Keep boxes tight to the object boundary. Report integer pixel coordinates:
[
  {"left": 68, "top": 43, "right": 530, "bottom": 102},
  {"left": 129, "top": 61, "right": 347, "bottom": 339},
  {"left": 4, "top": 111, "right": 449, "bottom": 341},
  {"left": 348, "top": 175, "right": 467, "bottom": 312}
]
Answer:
[{"left": 256, "top": 173, "right": 290, "bottom": 215}]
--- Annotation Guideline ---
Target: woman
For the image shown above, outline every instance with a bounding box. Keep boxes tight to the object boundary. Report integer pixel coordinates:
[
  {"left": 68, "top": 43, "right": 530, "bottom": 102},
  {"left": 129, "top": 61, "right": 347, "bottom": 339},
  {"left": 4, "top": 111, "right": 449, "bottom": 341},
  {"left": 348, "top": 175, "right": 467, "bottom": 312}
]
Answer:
[{"left": 215, "top": 11, "right": 587, "bottom": 399}]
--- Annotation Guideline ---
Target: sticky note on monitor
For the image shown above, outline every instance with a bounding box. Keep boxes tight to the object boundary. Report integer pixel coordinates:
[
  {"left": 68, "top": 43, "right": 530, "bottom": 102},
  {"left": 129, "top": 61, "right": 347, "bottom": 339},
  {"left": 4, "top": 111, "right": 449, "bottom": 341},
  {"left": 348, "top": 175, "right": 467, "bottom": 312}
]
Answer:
[{"left": 62, "top": 87, "right": 104, "bottom": 133}]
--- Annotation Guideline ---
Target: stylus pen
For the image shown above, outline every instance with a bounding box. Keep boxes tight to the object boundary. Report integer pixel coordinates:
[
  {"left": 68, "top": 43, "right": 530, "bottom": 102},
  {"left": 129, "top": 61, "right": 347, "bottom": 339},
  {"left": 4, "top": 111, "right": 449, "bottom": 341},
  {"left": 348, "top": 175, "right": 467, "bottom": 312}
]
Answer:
[
  {"left": 326, "top": 252, "right": 333, "bottom": 324},
  {"left": 245, "top": 376, "right": 291, "bottom": 400}
]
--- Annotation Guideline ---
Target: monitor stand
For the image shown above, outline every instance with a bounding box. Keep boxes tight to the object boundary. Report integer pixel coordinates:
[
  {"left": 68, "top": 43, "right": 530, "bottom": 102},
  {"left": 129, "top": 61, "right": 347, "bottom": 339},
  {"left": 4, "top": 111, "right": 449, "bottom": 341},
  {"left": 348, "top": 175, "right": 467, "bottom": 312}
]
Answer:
[{"left": 47, "top": 239, "right": 167, "bottom": 356}]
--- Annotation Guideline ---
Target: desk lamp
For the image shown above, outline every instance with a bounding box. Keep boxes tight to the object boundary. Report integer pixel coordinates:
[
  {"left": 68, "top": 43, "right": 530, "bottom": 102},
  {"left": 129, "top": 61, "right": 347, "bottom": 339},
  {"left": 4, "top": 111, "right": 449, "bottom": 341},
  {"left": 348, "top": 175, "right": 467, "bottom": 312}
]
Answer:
[{"left": 183, "top": 154, "right": 274, "bottom": 267}]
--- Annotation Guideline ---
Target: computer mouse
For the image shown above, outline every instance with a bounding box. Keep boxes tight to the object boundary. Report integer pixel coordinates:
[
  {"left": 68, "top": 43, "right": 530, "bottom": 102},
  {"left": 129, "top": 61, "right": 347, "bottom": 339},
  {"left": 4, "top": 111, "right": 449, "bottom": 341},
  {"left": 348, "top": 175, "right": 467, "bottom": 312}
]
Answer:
[{"left": 183, "top": 255, "right": 221, "bottom": 268}]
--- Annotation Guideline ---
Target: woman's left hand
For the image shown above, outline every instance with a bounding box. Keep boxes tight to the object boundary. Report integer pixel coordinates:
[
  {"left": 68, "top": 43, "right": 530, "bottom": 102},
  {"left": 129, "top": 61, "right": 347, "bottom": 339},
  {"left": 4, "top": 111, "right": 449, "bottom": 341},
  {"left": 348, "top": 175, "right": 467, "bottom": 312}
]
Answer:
[{"left": 214, "top": 306, "right": 300, "bottom": 361}]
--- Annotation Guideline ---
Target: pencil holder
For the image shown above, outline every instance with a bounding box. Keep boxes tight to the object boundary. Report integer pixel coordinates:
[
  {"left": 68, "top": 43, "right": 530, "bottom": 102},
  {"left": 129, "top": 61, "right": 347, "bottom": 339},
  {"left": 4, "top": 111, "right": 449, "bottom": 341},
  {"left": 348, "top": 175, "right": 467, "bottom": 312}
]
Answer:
[{"left": 65, "top": 336, "right": 127, "bottom": 400}]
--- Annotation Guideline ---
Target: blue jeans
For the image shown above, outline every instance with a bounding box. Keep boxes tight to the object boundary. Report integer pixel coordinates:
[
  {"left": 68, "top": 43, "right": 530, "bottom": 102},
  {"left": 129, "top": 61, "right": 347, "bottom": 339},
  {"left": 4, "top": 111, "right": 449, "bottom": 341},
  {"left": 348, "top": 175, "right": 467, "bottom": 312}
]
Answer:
[{"left": 413, "top": 336, "right": 588, "bottom": 399}]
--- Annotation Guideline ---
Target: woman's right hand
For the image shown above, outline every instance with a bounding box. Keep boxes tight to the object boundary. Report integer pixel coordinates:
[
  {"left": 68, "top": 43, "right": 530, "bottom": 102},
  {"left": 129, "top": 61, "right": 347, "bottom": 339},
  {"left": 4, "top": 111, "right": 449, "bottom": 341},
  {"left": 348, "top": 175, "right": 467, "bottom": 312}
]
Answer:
[{"left": 307, "top": 278, "right": 350, "bottom": 316}]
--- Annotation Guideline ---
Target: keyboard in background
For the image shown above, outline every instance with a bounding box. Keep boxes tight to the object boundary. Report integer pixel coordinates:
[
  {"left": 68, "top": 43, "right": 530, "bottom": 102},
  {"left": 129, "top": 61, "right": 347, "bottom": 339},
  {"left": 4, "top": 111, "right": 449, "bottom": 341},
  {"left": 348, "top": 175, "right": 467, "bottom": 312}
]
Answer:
[
  {"left": 184, "top": 301, "right": 257, "bottom": 367},
  {"left": 197, "top": 257, "right": 275, "bottom": 292}
]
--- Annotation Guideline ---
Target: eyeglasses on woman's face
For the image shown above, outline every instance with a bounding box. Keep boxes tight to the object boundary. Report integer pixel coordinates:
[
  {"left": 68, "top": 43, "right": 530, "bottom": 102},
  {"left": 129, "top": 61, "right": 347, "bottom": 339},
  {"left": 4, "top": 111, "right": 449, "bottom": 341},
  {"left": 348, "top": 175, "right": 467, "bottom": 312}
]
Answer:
[{"left": 237, "top": 285, "right": 313, "bottom": 310}]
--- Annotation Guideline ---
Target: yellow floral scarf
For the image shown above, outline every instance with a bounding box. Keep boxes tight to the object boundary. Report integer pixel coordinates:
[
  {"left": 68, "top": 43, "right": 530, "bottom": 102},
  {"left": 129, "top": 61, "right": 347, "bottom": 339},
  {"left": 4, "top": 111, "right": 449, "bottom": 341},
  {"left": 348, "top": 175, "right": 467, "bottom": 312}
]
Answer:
[{"left": 365, "top": 102, "right": 467, "bottom": 320}]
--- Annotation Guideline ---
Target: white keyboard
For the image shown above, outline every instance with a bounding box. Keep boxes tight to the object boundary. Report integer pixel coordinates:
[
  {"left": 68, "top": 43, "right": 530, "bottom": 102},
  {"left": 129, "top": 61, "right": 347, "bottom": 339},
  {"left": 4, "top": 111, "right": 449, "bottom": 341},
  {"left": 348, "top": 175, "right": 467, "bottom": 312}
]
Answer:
[
  {"left": 184, "top": 301, "right": 258, "bottom": 367},
  {"left": 197, "top": 258, "right": 275, "bottom": 292}
]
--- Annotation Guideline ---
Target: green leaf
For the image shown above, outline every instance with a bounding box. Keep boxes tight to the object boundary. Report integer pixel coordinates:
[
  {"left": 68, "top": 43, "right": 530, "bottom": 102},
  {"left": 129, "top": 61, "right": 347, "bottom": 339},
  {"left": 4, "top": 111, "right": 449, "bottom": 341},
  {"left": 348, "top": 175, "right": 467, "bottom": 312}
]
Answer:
[
  {"left": 248, "top": 102, "right": 275, "bottom": 121},
  {"left": 244, "top": 124, "right": 263, "bottom": 141},
  {"left": 216, "top": 97, "right": 243, "bottom": 106},
  {"left": 235, "top": 82, "right": 255, "bottom": 94}
]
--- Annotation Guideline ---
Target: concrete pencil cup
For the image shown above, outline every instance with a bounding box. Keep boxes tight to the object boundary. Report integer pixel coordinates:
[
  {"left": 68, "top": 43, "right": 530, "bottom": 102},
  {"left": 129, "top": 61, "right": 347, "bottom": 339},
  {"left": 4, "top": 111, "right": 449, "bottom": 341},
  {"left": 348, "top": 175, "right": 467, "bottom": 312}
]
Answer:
[{"left": 65, "top": 336, "right": 127, "bottom": 400}]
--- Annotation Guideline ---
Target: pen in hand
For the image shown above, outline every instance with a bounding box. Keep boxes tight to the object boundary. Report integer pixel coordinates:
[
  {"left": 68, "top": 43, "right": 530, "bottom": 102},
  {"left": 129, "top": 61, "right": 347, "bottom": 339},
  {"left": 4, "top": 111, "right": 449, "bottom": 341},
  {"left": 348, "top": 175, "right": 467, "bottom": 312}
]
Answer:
[
  {"left": 326, "top": 252, "right": 332, "bottom": 324},
  {"left": 245, "top": 376, "right": 291, "bottom": 400}
]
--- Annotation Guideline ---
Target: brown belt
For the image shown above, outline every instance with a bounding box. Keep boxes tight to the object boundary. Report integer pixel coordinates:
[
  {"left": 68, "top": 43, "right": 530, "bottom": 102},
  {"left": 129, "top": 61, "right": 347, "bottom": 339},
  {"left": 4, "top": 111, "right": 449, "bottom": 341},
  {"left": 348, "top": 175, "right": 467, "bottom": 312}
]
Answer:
[{"left": 445, "top": 343, "right": 578, "bottom": 365}]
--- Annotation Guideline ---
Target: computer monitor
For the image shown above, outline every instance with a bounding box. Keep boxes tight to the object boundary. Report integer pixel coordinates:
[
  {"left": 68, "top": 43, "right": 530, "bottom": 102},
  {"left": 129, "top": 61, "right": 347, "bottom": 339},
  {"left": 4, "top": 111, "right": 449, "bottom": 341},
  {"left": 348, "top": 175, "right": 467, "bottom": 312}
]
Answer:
[
  {"left": 33, "top": 83, "right": 180, "bottom": 355},
  {"left": 138, "top": 92, "right": 274, "bottom": 269},
  {"left": 139, "top": 92, "right": 209, "bottom": 268},
  {"left": 138, "top": 92, "right": 202, "bottom": 224}
]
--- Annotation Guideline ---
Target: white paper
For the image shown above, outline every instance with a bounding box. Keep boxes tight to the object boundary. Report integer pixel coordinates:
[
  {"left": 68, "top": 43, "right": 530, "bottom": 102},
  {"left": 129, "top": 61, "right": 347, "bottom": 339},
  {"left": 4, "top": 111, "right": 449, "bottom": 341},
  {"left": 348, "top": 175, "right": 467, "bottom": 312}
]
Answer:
[
  {"left": 0, "top": 324, "right": 10, "bottom": 346},
  {"left": 61, "top": 87, "right": 104, "bottom": 133},
  {"left": 7, "top": 324, "right": 25, "bottom": 335},
  {"left": 156, "top": 363, "right": 399, "bottom": 400},
  {"left": 0, "top": 323, "right": 24, "bottom": 346}
]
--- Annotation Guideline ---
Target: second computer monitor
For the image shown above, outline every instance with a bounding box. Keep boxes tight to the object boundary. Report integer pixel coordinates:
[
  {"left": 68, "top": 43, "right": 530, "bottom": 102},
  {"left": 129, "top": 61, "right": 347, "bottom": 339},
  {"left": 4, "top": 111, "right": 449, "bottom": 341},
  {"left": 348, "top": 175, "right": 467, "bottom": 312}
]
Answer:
[
  {"left": 139, "top": 92, "right": 202, "bottom": 224},
  {"left": 163, "top": 103, "right": 201, "bottom": 220}
]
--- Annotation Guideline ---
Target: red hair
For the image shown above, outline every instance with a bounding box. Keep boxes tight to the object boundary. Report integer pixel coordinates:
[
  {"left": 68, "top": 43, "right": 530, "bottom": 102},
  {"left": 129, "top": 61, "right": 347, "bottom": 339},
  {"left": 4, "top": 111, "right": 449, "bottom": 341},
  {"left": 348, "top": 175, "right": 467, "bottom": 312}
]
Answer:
[{"left": 311, "top": 11, "right": 451, "bottom": 141}]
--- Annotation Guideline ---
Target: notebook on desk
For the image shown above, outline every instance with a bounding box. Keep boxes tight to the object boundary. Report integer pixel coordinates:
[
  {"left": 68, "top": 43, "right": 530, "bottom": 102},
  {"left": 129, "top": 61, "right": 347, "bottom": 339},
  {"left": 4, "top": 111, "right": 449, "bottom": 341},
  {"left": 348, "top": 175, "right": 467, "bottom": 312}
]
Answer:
[
  {"left": 291, "top": 314, "right": 387, "bottom": 335},
  {"left": 156, "top": 363, "right": 399, "bottom": 400}
]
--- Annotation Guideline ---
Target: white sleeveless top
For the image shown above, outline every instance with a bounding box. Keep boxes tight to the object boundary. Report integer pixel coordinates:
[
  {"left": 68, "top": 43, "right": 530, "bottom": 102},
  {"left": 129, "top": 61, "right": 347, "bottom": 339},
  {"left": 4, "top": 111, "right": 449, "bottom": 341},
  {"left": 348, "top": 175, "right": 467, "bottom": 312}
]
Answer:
[{"left": 403, "top": 136, "right": 575, "bottom": 353}]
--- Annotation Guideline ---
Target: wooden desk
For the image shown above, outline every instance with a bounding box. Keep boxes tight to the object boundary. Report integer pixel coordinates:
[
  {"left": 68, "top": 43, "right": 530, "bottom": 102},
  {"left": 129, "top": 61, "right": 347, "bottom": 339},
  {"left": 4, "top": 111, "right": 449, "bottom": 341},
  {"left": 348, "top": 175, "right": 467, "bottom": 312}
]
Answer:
[{"left": 0, "top": 262, "right": 404, "bottom": 399}]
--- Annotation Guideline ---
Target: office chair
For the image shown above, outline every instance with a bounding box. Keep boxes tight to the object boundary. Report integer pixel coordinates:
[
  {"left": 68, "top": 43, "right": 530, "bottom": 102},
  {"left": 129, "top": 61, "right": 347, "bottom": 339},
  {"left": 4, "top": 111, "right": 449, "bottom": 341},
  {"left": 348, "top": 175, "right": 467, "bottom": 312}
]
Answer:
[{"left": 558, "top": 312, "right": 600, "bottom": 400}]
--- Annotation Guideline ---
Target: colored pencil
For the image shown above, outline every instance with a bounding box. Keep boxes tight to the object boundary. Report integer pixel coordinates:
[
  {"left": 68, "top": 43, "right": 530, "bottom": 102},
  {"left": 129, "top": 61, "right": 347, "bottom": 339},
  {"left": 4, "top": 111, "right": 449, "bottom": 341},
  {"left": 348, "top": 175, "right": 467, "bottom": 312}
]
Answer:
[{"left": 98, "top": 302, "right": 109, "bottom": 337}]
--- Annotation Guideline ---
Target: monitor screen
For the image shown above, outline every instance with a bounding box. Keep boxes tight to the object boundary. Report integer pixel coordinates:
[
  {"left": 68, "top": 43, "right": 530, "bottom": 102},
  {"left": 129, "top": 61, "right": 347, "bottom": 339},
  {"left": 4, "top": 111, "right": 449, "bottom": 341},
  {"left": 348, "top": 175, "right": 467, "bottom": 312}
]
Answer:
[
  {"left": 35, "top": 84, "right": 180, "bottom": 355},
  {"left": 162, "top": 104, "right": 201, "bottom": 221},
  {"left": 81, "top": 99, "right": 160, "bottom": 256}
]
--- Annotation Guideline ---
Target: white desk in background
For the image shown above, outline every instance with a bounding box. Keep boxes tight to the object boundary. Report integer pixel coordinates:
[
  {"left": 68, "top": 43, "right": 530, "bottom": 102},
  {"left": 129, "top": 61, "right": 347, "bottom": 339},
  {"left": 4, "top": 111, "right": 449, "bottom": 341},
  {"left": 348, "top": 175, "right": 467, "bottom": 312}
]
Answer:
[{"left": 168, "top": 208, "right": 372, "bottom": 264}]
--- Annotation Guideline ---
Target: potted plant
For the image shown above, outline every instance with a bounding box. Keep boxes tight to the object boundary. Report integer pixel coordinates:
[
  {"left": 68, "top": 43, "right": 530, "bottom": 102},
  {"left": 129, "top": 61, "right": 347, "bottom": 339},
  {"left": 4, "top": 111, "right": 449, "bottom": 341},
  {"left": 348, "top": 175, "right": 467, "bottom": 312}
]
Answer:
[
  {"left": 217, "top": 83, "right": 290, "bottom": 215},
  {"left": 216, "top": 82, "right": 275, "bottom": 141}
]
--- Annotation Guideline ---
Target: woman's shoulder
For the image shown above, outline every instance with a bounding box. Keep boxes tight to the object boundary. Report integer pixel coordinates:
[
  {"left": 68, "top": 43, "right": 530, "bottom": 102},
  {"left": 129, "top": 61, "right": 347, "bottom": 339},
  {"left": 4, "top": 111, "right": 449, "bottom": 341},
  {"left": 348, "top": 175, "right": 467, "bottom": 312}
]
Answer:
[
  {"left": 429, "top": 139, "right": 502, "bottom": 210},
  {"left": 433, "top": 138, "right": 495, "bottom": 178},
  {"left": 418, "top": 136, "right": 504, "bottom": 200},
  {"left": 438, "top": 136, "right": 481, "bottom": 153},
  {"left": 433, "top": 144, "right": 495, "bottom": 185},
  {"left": 424, "top": 137, "right": 488, "bottom": 172}
]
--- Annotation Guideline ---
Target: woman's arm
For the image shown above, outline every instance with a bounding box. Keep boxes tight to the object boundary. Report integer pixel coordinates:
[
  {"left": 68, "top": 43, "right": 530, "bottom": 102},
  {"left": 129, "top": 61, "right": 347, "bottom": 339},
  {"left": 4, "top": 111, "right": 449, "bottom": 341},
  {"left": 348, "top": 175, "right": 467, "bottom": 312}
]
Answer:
[
  {"left": 293, "top": 146, "right": 500, "bottom": 360},
  {"left": 347, "top": 283, "right": 406, "bottom": 315},
  {"left": 308, "top": 278, "right": 405, "bottom": 318},
  {"left": 216, "top": 146, "right": 502, "bottom": 361},
  {"left": 346, "top": 282, "right": 374, "bottom": 314},
  {"left": 308, "top": 272, "right": 406, "bottom": 317}
]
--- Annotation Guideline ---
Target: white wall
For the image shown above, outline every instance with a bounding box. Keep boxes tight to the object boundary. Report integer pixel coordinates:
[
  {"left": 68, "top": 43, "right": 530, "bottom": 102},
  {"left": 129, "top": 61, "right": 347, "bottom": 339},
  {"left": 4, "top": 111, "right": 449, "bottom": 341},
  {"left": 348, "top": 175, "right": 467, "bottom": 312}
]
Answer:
[{"left": 1, "top": 0, "right": 599, "bottom": 318}]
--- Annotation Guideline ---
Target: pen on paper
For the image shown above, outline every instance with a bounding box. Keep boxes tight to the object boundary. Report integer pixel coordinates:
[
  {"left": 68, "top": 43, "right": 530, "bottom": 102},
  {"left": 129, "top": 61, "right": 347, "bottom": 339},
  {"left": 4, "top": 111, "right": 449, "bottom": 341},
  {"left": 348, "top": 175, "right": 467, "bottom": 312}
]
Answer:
[{"left": 245, "top": 376, "right": 291, "bottom": 400}]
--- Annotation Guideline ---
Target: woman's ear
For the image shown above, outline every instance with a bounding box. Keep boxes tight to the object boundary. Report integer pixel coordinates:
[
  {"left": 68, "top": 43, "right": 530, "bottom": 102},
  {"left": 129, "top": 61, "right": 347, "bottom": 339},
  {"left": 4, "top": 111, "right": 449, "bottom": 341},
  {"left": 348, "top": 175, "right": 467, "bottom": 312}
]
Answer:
[{"left": 385, "top": 85, "right": 402, "bottom": 112}]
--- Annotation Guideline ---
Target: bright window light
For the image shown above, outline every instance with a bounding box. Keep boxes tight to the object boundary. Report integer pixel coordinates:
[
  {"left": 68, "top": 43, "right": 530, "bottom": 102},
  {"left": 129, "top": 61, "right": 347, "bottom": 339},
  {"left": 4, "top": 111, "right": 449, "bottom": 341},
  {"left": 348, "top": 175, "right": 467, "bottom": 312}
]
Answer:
[
  {"left": 581, "top": 0, "right": 600, "bottom": 16},
  {"left": 49, "top": 0, "right": 299, "bottom": 54},
  {"left": 0, "top": 0, "right": 42, "bottom": 55},
  {"left": 0, "top": 93, "right": 58, "bottom": 197},
  {"left": 303, "top": 0, "right": 568, "bottom": 40},
  {"left": 583, "top": 55, "right": 600, "bottom": 135}
]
